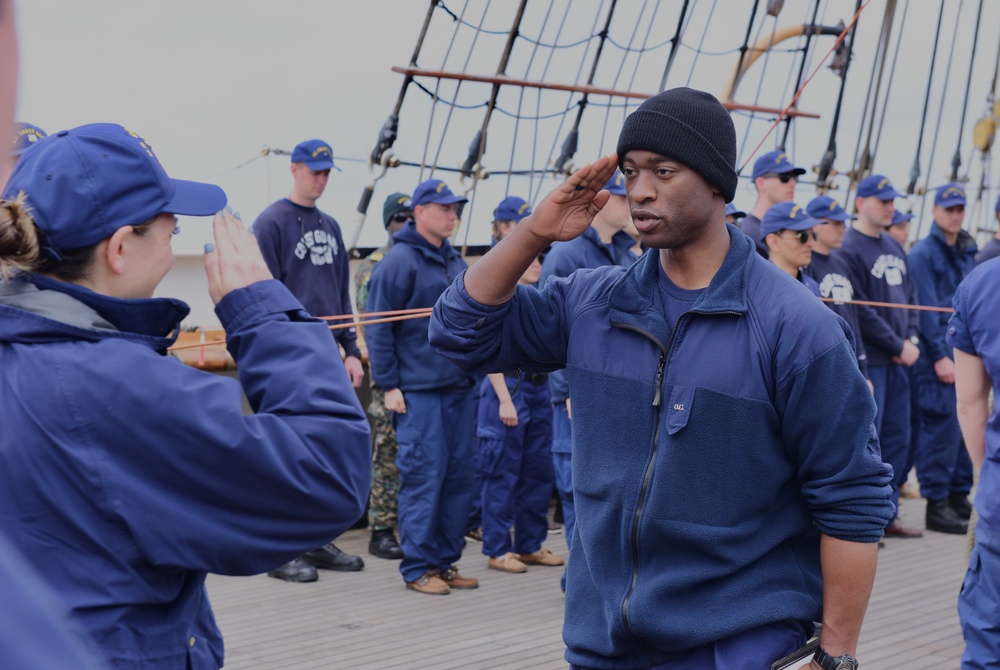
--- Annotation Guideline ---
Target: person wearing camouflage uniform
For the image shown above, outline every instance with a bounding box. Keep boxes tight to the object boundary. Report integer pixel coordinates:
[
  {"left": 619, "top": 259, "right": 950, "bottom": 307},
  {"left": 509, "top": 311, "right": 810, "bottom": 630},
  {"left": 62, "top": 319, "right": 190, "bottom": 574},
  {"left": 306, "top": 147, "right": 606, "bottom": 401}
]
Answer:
[{"left": 355, "top": 192, "right": 412, "bottom": 559}]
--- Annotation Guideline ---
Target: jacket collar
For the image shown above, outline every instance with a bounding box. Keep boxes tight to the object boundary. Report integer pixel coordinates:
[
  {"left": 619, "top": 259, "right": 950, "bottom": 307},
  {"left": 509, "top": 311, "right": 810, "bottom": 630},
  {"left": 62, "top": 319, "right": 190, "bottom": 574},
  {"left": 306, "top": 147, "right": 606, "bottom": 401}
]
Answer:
[
  {"left": 582, "top": 226, "right": 637, "bottom": 260},
  {"left": 928, "top": 223, "right": 978, "bottom": 255},
  {"left": 393, "top": 222, "right": 462, "bottom": 266},
  {"left": 0, "top": 274, "right": 190, "bottom": 348},
  {"left": 608, "top": 224, "right": 752, "bottom": 338}
]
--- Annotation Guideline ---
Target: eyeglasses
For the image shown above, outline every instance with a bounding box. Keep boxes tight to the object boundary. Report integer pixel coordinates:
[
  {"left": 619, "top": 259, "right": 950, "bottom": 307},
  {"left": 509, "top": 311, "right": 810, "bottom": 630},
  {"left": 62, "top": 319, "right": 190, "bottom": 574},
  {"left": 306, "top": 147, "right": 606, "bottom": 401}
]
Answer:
[
  {"left": 763, "top": 173, "right": 796, "bottom": 184},
  {"left": 779, "top": 230, "right": 818, "bottom": 244},
  {"left": 391, "top": 213, "right": 413, "bottom": 224}
]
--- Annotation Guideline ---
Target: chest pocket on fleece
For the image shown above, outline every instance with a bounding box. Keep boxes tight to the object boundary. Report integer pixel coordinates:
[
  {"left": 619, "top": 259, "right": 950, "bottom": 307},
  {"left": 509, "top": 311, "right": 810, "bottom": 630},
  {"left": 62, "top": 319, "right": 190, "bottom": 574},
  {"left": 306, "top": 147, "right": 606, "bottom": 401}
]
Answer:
[{"left": 666, "top": 385, "right": 695, "bottom": 435}]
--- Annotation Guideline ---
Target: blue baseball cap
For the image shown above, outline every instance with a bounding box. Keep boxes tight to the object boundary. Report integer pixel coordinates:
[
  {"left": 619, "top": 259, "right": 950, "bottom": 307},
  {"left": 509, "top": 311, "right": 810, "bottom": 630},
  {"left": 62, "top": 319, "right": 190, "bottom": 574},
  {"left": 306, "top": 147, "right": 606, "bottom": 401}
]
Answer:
[
  {"left": 11, "top": 122, "right": 47, "bottom": 157},
  {"left": 725, "top": 202, "right": 746, "bottom": 219},
  {"left": 751, "top": 150, "right": 807, "bottom": 180},
  {"left": 890, "top": 210, "right": 913, "bottom": 226},
  {"left": 806, "top": 195, "right": 852, "bottom": 223},
  {"left": 2, "top": 123, "right": 227, "bottom": 253},
  {"left": 856, "top": 174, "right": 900, "bottom": 200},
  {"left": 761, "top": 201, "right": 821, "bottom": 237},
  {"left": 291, "top": 139, "right": 341, "bottom": 172},
  {"left": 494, "top": 196, "right": 531, "bottom": 223},
  {"left": 412, "top": 179, "right": 468, "bottom": 207},
  {"left": 603, "top": 170, "right": 627, "bottom": 196},
  {"left": 934, "top": 183, "right": 966, "bottom": 208}
]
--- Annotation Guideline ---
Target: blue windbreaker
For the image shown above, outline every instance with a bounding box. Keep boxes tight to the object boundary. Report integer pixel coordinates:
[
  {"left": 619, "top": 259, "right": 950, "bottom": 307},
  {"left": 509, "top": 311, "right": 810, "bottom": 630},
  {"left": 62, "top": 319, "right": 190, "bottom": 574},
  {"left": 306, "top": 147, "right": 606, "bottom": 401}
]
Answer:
[
  {"left": 366, "top": 222, "right": 475, "bottom": 392},
  {"left": 0, "top": 276, "right": 371, "bottom": 670},
  {"left": 908, "top": 225, "right": 977, "bottom": 363},
  {"left": 430, "top": 224, "right": 894, "bottom": 668}
]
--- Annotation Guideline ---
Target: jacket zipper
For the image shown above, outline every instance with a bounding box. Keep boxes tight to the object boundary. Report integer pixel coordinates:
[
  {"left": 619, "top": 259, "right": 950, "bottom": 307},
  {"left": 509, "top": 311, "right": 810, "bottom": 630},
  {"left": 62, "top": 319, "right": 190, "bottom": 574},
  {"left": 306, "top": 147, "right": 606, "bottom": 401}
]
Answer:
[{"left": 615, "top": 309, "right": 740, "bottom": 657}]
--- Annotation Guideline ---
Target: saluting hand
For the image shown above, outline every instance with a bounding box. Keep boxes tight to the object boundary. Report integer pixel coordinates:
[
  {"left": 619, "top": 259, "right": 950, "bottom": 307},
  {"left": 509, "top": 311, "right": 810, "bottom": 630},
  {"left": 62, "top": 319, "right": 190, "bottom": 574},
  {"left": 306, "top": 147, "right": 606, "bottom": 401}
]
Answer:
[
  {"left": 204, "top": 209, "right": 273, "bottom": 305},
  {"left": 522, "top": 154, "right": 619, "bottom": 244}
]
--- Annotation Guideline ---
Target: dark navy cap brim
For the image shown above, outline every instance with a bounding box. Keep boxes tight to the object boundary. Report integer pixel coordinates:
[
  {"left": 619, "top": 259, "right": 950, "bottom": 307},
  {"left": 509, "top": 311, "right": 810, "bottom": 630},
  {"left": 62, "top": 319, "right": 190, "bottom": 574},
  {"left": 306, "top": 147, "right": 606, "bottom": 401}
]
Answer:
[
  {"left": 785, "top": 216, "right": 822, "bottom": 231},
  {"left": 164, "top": 179, "right": 228, "bottom": 217},
  {"left": 418, "top": 194, "right": 468, "bottom": 206},
  {"left": 935, "top": 196, "right": 966, "bottom": 208},
  {"left": 303, "top": 160, "right": 341, "bottom": 172},
  {"left": 727, "top": 210, "right": 747, "bottom": 219},
  {"left": 772, "top": 166, "right": 807, "bottom": 177}
]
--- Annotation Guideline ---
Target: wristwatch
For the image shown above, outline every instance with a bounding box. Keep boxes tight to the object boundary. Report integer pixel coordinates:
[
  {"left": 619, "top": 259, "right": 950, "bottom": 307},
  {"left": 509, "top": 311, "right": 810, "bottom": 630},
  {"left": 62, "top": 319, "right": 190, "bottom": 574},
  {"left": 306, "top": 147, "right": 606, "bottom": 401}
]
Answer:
[
  {"left": 908, "top": 335, "right": 920, "bottom": 347},
  {"left": 813, "top": 647, "right": 859, "bottom": 670}
]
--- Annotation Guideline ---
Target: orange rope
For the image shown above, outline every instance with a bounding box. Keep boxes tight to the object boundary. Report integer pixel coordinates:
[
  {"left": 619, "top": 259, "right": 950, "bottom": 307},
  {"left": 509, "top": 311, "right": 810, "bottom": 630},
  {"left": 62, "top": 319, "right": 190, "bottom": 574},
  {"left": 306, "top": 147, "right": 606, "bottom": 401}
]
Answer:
[
  {"left": 739, "top": 1, "right": 871, "bottom": 174},
  {"left": 167, "top": 308, "right": 434, "bottom": 352},
  {"left": 819, "top": 296, "right": 953, "bottom": 313}
]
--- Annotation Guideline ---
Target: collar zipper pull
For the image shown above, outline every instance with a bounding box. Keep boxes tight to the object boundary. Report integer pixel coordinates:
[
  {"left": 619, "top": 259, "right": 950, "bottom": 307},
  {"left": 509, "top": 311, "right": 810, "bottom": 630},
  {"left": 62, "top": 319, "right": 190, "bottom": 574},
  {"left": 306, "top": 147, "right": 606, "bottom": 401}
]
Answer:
[{"left": 652, "top": 351, "right": 666, "bottom": 406}]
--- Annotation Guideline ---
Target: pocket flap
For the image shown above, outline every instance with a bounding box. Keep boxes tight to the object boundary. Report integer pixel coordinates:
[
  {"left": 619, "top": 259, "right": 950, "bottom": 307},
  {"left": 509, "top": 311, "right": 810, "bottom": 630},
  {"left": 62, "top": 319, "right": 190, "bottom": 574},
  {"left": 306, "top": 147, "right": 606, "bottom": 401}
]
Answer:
[{"left": 666, "top": 385, "right": 695, "bottom": 435}]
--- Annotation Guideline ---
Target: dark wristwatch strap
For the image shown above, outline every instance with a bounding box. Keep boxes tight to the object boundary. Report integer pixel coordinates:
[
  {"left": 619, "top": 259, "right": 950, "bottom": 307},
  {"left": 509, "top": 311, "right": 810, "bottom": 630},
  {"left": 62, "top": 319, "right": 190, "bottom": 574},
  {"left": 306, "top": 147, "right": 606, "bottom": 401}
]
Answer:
[{"left": 814, "top": 646, "right": 859, "bottom": 670}]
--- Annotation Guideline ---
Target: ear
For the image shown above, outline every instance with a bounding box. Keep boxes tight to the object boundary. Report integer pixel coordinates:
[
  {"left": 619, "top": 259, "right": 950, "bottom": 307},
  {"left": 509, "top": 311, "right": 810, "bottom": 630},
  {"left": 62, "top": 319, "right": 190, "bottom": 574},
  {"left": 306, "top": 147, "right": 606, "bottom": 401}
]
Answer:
[
  {"left": 103, "top": 226, "right": 133, "bottom": 275},
  {"left": 764, "top": 232, "right": 780, "bottom": 253}
]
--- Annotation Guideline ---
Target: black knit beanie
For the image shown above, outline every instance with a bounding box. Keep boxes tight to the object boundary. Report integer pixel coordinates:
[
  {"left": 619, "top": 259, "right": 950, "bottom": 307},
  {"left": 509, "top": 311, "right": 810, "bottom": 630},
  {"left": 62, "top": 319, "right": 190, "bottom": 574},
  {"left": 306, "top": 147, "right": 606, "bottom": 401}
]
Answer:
[{"left": 616, "top": 87, "right": 738, "bottom": 203}]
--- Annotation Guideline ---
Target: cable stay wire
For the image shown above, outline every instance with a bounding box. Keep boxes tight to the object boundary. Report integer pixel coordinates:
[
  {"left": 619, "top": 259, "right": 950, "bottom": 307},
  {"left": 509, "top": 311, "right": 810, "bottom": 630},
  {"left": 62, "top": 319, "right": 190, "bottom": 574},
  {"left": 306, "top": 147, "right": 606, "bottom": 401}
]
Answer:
[
  {"left": 916, "top": 0, "right": 965, "bottom": 235},
  {"left": 597, "top": 0, "right": 653, "bottom": 154},
  {"left": 657, "top": 0, "right": 692, "bottom": 92},
  {"left": 736, "top": 10, "right": 781, "bottom": 164},
  {"left": 816, "top": 0, "right": 861, "bottom": 192},
  {"left": 455, "top": 0, "right": 530, "bottom": 256},
  {"left": 684, "top": 0, "right": 721, "bottom": 86},
  {"left": 542, "top": 0, "right": 617, "bottom": 205},
  {"left": 950, "top": 0, "right": 985, "bottom": 182},
  {"left": 906, "top": 0, "right": 946, "bottom": 196},
  {"left": 869, "top": 0, "right": 909, "bottom": 174},
  {"left": 523, "top": 0, "right": 575, "bottom": 203},
  {"left": 844, "top": 0, "right": 896, "bottom": 207},
  {"left": 779, "top": 0, "right": 824, "bottom": 152}
]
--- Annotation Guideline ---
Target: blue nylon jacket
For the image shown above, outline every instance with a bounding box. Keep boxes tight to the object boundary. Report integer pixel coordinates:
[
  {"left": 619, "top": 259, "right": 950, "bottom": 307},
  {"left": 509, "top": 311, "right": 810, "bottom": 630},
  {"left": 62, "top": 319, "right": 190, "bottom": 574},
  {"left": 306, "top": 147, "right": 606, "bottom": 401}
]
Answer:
[
  {"left": 0, "top": 277, "right": 371, "bottom": 670},
  {"left": 908, "top": 225, "right": 977, "bottom": 363},
  {"left": 539, "top": 226, "right": 638, "bottom": 403},
  {"left": 430, "top": 224, "right": 894, "bottom": 668},
  {"left": 366, "top": 222, "right": 475, "bottom": 392}
]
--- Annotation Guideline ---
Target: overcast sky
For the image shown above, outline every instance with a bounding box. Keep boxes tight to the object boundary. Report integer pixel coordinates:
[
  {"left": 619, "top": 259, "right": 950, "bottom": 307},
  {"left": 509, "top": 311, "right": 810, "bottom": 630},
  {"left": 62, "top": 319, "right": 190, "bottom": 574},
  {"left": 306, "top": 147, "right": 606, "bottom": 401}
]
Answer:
[{"left": 14, "top": 0, "right": 1000, "bottom": 256}]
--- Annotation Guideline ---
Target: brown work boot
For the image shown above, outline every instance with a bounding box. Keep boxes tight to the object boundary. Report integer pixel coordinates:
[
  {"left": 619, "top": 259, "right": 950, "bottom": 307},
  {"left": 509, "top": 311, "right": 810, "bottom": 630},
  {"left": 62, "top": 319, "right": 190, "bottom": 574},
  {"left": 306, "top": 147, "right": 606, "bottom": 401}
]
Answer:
[
  {"left": 488, "top": 552, "right": 528, "bottom": 573},
  {"left": 406, "top": 570, "right": 450, "bottom": 595},
  {"left": 517, "top": 548, "right": 565, "bottom": 566},
  {"left": 439, "top": 566, "right": 479, "bottom": 589}
]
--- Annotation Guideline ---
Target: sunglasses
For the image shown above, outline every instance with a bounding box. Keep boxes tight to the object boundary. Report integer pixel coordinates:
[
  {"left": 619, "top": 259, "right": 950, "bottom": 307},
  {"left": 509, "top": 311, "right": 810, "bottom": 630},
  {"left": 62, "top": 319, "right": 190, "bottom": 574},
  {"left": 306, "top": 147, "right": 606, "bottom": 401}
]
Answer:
[
  {"left": 779, "top": 229, "right": 818, "bottom": 244},
  {"left": 764, "top": 172, "right": 797, "bottom": 184},
  {"left": 391, "top": 213, "right": 413, "bottom": 224}
]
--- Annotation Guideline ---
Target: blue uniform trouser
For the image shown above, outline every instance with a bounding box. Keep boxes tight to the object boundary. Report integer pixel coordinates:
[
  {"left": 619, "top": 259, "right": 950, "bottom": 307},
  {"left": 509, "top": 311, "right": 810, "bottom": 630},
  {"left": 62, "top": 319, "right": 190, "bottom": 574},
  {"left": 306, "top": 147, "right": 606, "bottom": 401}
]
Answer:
[
  {"left": 869, "top": 363, "right": 910, "bottom": 511},
  {"left": 466, "top": 384, "right": 483, "bottom": 534},
  {"left": 478, "top": 379, "right": 554, "bottom": 557},
  {"left": 915, "top": 375, "right": 974, "bottom": 500},
  {"left": 569, "top": 619, "right": 811, "bottom": 670},
  {"left": 394, "top": 389, "right": 475, "bottom": 583},
  {"left": 551, "top": 402, "right": 575, "bottom": 552},
  {"left": 960, "top": 521, "right": 1000, "bottom": 668}
]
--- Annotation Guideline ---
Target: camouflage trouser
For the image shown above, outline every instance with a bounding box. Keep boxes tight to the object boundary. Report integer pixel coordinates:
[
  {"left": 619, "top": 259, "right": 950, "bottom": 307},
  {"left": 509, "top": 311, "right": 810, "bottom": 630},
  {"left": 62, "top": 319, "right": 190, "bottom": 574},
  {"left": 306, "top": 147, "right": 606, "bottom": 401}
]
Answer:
[{"left": 367, "top": 387, "right": 400, "bottom": 531}]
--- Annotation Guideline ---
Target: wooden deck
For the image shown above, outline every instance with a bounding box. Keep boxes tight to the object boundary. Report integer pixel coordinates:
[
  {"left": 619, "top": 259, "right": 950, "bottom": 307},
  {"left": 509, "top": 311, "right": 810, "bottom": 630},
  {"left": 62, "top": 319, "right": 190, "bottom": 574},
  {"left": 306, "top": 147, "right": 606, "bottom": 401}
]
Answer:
[{"left": 207, "top": 495, "right": 970, "bottom": 669}]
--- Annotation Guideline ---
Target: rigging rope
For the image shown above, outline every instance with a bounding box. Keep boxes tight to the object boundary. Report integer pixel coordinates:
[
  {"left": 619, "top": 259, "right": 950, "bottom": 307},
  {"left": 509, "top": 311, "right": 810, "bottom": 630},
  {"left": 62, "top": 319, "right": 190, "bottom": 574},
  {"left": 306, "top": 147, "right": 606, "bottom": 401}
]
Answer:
[
  {"left": 779, "top": 0, "right": 823, "bottom": 151},
  {"left": 815, "top": 0, "right": 861, "bottom": 192},
  {"left": 685, "top": 0, "right": 721, "bottom": 85},
  {"left": 736, "top": 12, "right": 782, "bottom": 163},
  {"left": 739, "top": 1, "right": 870, "bottom": 175},
  {"left": 658, "top": 0, "right": 692, "bottom": 92},
  {"left": 950, "top": 0, "right": 985, "bottom": 182},
  {"left": 907, "top": 0, "right": 946, "bottom": 196},
  {"left": 916, "top": 0, "right": 965, "bottom": 237},
  {"left": 597, "top": 0, "right": 653, "bottom": 154},
  {"left": 870, "top": 0, "right": 908, "bottom": 172},
  {"left": 849, "top": 0, "right": 896, "bottom": 198}
]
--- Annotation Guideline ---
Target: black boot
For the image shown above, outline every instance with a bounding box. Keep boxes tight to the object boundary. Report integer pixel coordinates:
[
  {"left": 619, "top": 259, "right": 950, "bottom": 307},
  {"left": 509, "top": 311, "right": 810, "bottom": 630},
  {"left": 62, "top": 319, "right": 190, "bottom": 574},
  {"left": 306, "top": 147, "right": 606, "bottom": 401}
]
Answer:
[
  {"left": 368, "top": 529, "right": 404, "bottom": 559},
  {"left": 926, "top": 499, "right": 969, "bottom": 535},
  {"left": 948, "top": 493, "right": 973, "bottom": 521},
  {"left": 302, "top": 542, "right": 365, "bottom": 571},
  {"left": 267, "top": 557, "right": 318, "bottom": 583}
]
